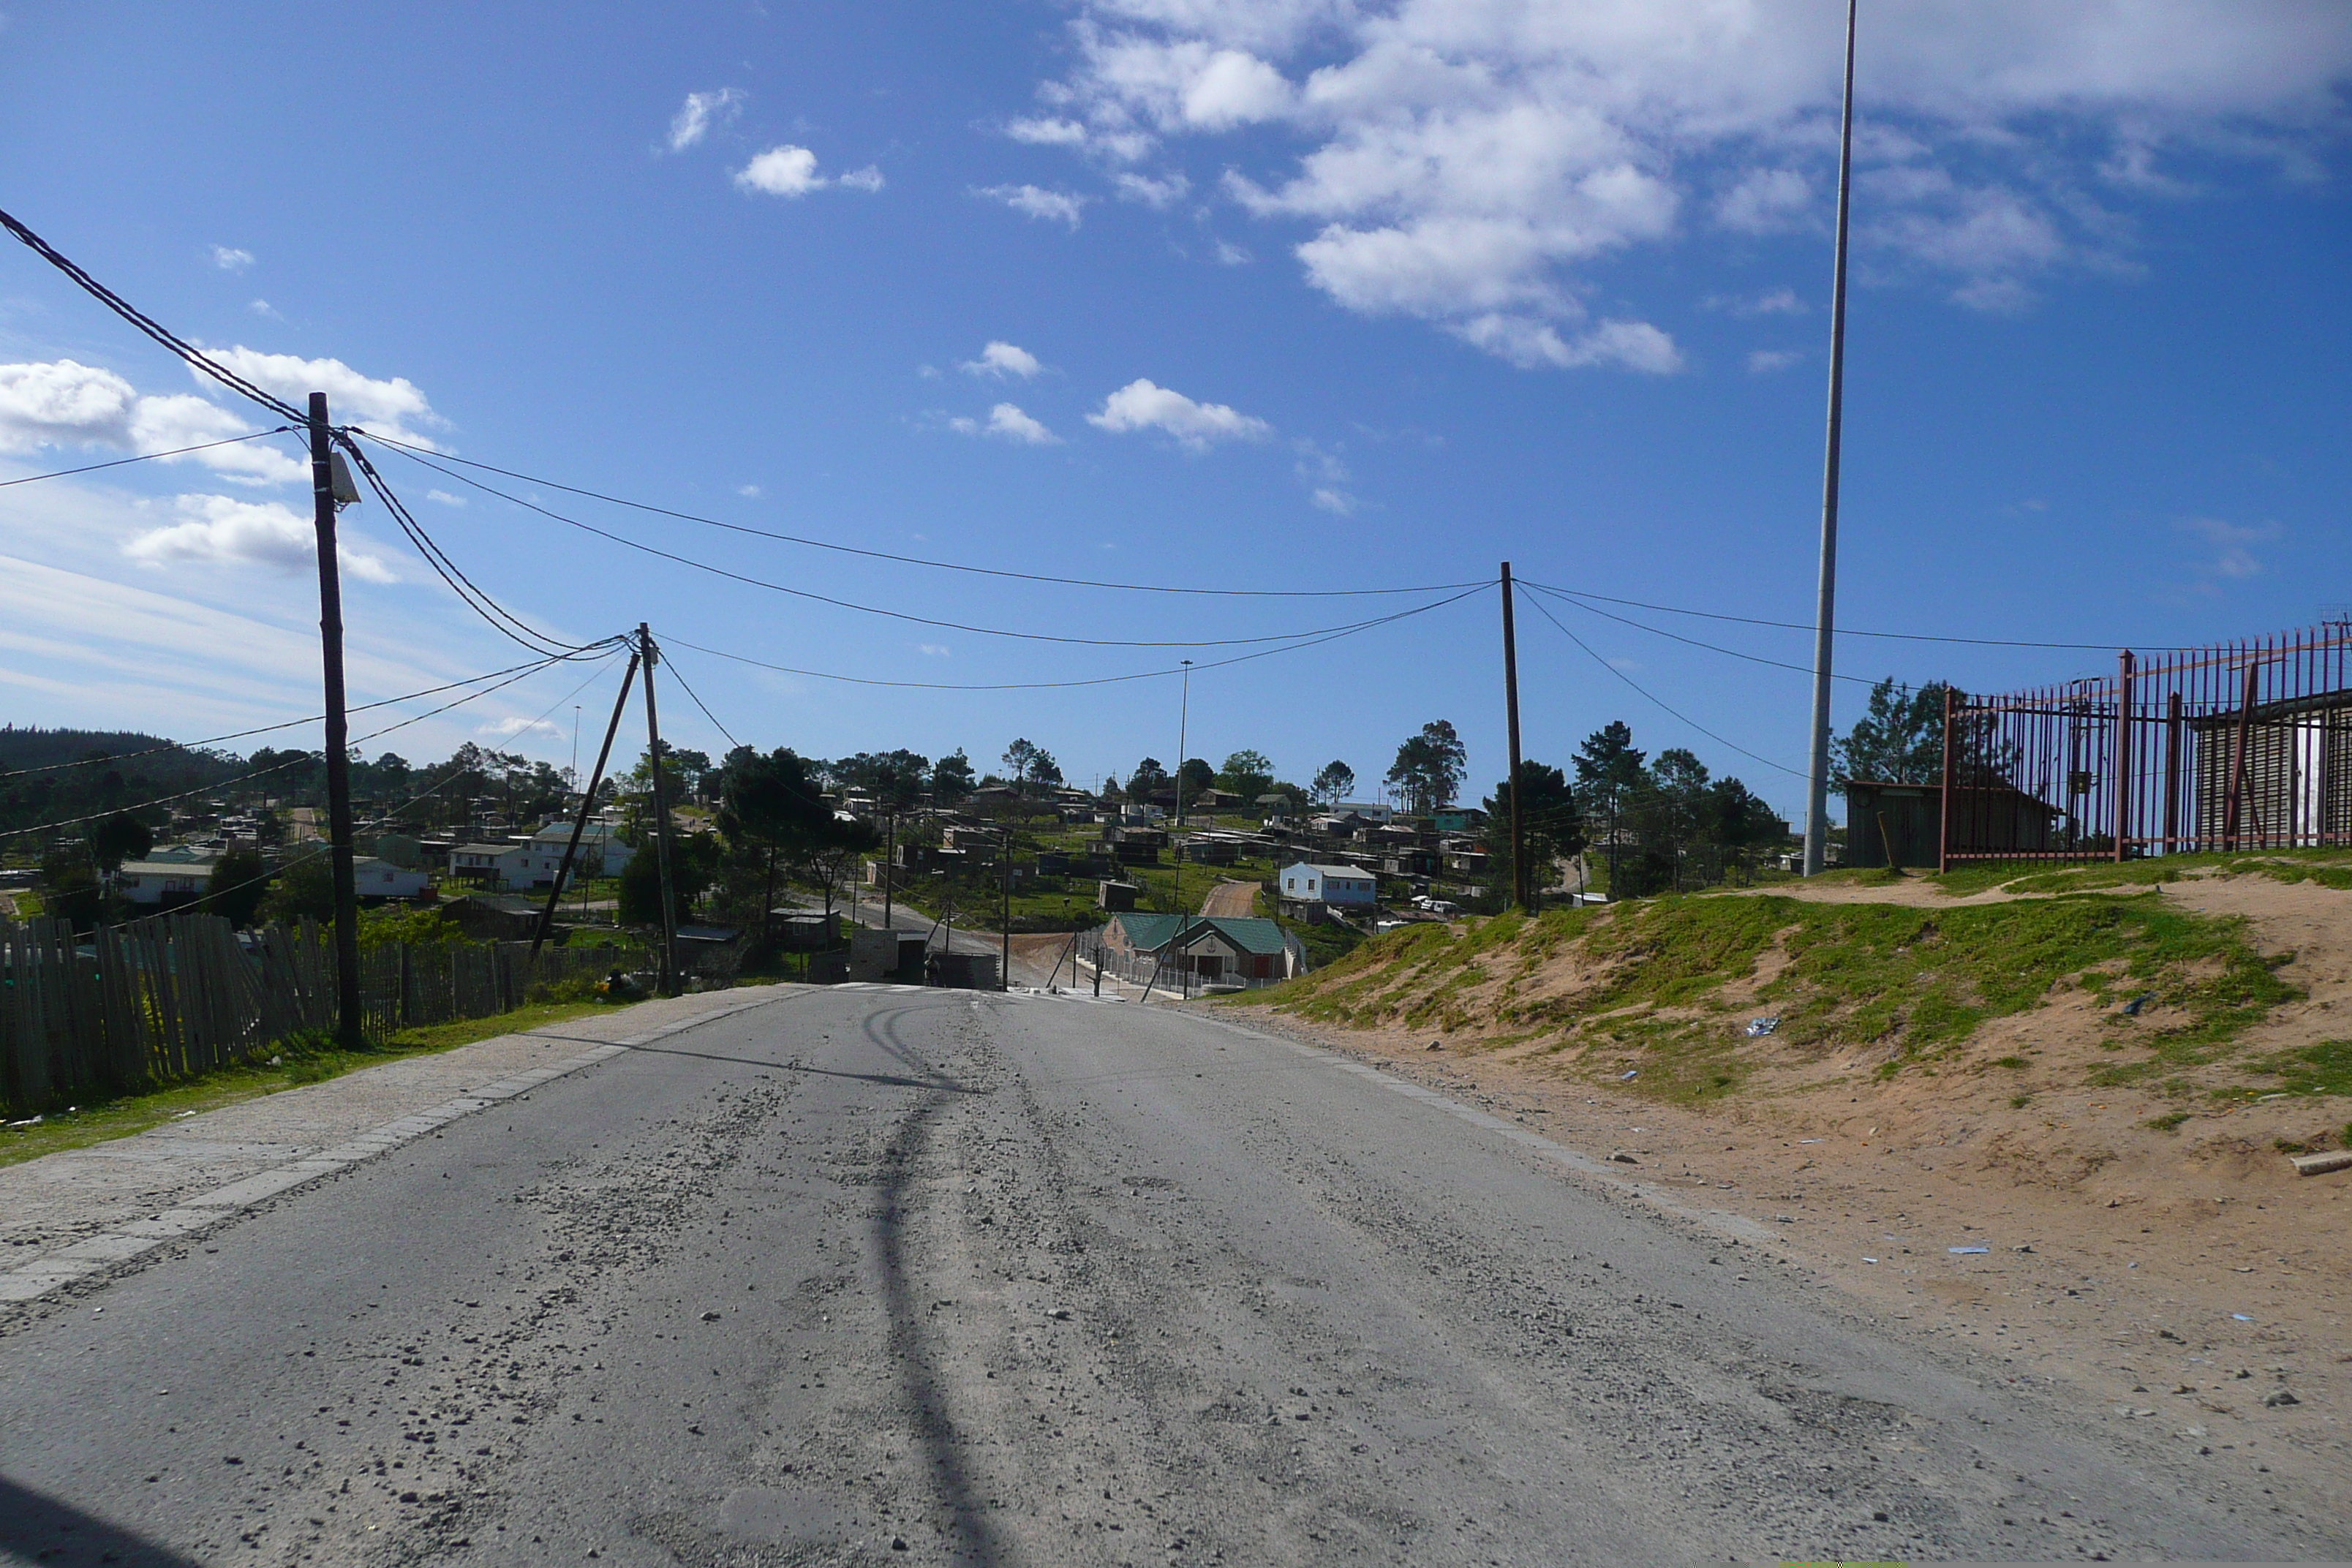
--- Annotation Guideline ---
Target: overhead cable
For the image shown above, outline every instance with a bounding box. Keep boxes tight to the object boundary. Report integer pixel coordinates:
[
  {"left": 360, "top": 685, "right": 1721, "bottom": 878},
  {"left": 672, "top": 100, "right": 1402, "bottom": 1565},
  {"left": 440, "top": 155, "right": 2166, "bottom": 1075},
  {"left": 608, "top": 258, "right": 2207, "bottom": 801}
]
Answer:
[
  {"left": 355, "top": 429, "right": 1484, "bottom": 600},
  {"left": 0, "top": 651, "right": 600, "bottom": 841},
  {"left": 0, "top": 206, "right": 309, "bottom": 423},
  {"left": 1523, "top": 584, "right": 1875, "bottom": 686},
  {"left": 1520, "top": 592, "right": 1807, "bottom": 781},
  {"left": 648, "top": 644, "right": 742, "bottom": 753},
  {"left": 657, "top": 584, "right": 1487, "bottom": 692},
  {"left": 0, "top": 428, "right": 297, "bottom": 489},
  {"left": 353, "top": 432, "right": 1478, "bottom": 649},
  {"left": 1519, "top": 578, "right": 2162, "bottom": 652},
  {"left": 0, "top": 655, "right": 633, "bottom": 778}
]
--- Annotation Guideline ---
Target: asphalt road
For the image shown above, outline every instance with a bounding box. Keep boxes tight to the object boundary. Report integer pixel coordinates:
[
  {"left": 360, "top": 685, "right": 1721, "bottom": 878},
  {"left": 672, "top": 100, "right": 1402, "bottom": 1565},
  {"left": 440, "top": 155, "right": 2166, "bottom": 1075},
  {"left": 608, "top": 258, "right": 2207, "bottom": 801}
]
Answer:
[{"left": 1, "top": 987, "right": 2335, "bottom": 1566}]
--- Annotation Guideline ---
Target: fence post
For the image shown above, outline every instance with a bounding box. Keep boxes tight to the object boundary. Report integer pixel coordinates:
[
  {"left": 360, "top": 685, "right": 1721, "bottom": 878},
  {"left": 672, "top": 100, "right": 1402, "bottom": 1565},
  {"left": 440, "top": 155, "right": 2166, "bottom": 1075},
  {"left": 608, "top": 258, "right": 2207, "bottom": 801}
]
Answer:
[
  {"left": 2114, "top": 650, "right": 2134, "bottom": 863},
  {"left": 2163, "top": 690, "right": 2184, "bottom": 854},
  {"left": 1937, "top": 686, "right": 1957, "bottom": 874}
]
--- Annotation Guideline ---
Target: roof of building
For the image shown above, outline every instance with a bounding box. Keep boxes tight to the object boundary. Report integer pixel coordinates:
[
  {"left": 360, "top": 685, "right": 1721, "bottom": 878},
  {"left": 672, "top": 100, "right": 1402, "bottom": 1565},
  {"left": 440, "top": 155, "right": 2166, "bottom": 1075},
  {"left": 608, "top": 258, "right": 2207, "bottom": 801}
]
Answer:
[
  {"left": 1110, "top": 913, "right": 1289, "bottom": 957},
  {"left": 452, "top": 842, "right": 532, "bottom": 857},
  {"left": 118, "top": 859, "right": 213, "bottom": 878},
  {"left": 1281, "top": 861, "right": 1378, "bottom": 878}
]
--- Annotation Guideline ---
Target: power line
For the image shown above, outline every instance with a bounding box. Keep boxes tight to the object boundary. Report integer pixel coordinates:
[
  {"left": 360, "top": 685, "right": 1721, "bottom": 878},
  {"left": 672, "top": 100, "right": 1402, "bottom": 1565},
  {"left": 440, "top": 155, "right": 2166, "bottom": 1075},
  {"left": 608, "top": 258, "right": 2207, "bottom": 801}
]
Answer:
[
  {"left": 649, "top": 644, "right": 742, "bottom": 753},
  {"left": 355, "top": 429, "right": 1484, "bottom": 600},
  {"left": 1520, "top": 591, "right": 1808, "bottom": 781},
  {"left": 1522, "top": 583, "right": 1876, "bottom": 686},
  {"left": 656, "top": 584, "right": 1488, "bottom": 692},
  {"left": 0, "top": 206, "right": 308, "bottom": 423},
  {"left": 352, "top": 431, "right": 1480, "bottom": 649},
  {"left": 0, "top": 652, "right": 598, "bottom": 841},
  {"left": 334, "top": 439, "right": 615, "bottom": 662},
  {"left": 0, "top": 656, "right": 630, "bottom": 778},
  {"left": 1518, "top": 578, "right": 2158, "bottom": 652},
  {"left": 0, "top": 428, "right": 296, "bottom": 489}
]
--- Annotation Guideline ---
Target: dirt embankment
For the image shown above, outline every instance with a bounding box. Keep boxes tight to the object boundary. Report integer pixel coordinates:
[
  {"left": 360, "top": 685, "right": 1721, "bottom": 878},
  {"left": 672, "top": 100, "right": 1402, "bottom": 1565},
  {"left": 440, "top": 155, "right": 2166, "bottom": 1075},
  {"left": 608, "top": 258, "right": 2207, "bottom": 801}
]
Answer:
[{"left": 1229, "top": 869, "right": 2352, "bottom": 1500}]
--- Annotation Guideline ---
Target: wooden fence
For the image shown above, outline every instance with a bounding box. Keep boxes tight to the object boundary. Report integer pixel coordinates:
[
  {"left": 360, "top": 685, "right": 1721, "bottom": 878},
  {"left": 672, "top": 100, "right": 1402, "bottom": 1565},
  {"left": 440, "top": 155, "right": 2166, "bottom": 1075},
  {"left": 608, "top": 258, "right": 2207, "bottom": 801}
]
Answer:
[{"left": 1, "top": 913, "right": 641, "bottom": 1118}]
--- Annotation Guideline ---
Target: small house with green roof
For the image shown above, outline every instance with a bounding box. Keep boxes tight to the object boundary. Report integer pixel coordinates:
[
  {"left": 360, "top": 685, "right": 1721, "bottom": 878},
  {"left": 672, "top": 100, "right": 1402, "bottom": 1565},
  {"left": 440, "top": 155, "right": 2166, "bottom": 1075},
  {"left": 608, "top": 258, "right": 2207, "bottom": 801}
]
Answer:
[{"left": 1099, "top": 912, "right": 1303, "bottom": 984}]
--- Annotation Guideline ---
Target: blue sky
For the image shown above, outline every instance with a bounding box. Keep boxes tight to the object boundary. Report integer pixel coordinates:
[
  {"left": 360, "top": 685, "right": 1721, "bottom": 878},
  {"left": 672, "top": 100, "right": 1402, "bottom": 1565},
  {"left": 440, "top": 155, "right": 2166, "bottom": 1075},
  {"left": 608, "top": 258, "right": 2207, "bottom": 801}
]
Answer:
[{"left": 1, "top": 1, "right": 2346, "bottom": 822}]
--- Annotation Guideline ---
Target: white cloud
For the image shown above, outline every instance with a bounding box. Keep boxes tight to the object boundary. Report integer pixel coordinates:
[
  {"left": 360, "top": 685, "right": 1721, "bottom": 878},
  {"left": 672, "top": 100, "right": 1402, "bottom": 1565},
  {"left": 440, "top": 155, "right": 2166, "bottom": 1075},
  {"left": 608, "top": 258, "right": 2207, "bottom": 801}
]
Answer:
[
  {"left": 1714, "top": 168, "right": 1812, "bottom": 233},
  {"left": 837, "top": 165, "right": 886, "bottom": 192},
  {"left": 248, "top": 299, "right": 282, "bottom": 320},
  {"left": 482, "top": 715, "right": 560, "bottom": 739},
  {"left": 124, "top": 494, "right": 399, "bottom": 584},
  {"left": 1088, "top": 378, "right": 1270, "bottom": 450},
  {"left": 2178, "top": 516, "right": 2282, "bottom": 581},
  {"left": 736, "top": 145, "right": 826, "bottom": 197},
  {"left": 960, "top": 341, "right": 1044, "bottom": 380},
  {"left": 1746, "top": 348, "right": 1803, "bottom": 374},
  {"left": 736, "top": 483, "right": 763, "bottom": 498},
  {"left": 425, "top": 489, "right": 468, "bottom": 507},
  {"left": 949, "top": 402, "right": 1060, "bottom": 445},
  {"left": 1114, "top": 170, "right": 1191, "bottom": 206},
  {"left": 1023, "top": 1, "right": 2352, "bottom": 358},
  {"left": 976, "top": 184, "right": 1089, "bottom": 227},
  {"left": 193, "top": 346, "right": 445, "bottom": 450},
  {"left": 1705, "top": 286, "right": 1806, "bottom": 316},
  {"left": 1452, "top": 314, "right": 1684, "bottom": 374},
  {"left": 0, "top": 358, "right": 307, "bottom": 483},
  {"left": 668, "top": 88, "right": 745, "bottom": 152},
  {"left": 211, "top": 246, "right": 254, "bottom": 272},
  {"left": 918, "top": 643, "right": 951, "bottom": 657},
  {"left": 1310, "top": 486, "right": 1355, "bottom": 516},
  {"left": 1213, "top": 239, "right": 1252, "bottom": 265}
]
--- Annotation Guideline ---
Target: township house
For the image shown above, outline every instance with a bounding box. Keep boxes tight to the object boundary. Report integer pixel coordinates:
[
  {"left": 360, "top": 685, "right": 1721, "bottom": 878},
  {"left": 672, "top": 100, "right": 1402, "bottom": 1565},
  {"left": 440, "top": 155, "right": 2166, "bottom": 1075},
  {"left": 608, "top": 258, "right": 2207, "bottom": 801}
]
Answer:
[
  {"left": 116, "top": 854, "right": 428, "bottom": 906},
  {"left": 451, "top": 822, "right": 634, "bottom": 892},
  {"left": 1098, "top": 913, "right": 1301, "bottom": 984},
  {"left": 1276, "top": 861, "right": 1379, "bottom": 908}
]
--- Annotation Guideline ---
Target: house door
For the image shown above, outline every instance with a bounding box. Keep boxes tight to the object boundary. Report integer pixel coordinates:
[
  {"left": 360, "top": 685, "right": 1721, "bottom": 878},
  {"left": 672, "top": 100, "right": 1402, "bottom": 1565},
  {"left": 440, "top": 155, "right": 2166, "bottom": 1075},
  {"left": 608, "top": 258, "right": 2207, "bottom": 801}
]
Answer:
[{"left": 1194, "top": 954, "right": 1224, "bottom": 979}]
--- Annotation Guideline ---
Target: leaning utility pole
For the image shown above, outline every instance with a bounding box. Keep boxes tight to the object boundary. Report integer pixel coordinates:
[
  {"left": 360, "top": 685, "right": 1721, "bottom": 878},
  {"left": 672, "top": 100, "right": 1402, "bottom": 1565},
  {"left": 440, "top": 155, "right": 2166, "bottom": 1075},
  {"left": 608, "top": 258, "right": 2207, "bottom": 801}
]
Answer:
[
  {"left": 309, "top": 393, "right": 362, "bottom": 1047},
  {"left": 638, "top": 623, "right": 681, "bottom": 994},
  {"left": 1500, "top": 562, "right": 1528, "bottom": 913},
  {"left": 1802, "top": 0, "right": 1861, "bottom": 878},
  {"left": 529, "top": 648, "right": 641, "bottom": 960}
]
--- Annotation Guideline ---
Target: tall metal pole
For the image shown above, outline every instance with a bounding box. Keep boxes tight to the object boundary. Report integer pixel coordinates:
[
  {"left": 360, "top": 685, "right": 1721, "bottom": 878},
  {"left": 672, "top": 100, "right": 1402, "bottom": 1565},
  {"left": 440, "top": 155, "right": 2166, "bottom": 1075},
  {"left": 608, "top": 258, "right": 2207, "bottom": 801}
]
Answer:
[
  {"left": 1000, "top": 824, "right": 1012, "bottom": 992},
  {"left": 1801, "top": 0, "right": 1861, "bottom": 878},
  {"left": 883, "top": 811, "right": 897, "bottom": 929},
  {"left": 309, "top": 394, "right": 362, "bottom": 1047},
  {"left": 639, "top": 623, "right": 681, "bottom": 994},
  {"left": 1500, "top": 562, "right": 1528, "bottom": 913},
  {"left": 1173, "top": 659, "right": 1192, "bottom": 995},
  {"left": 530, "top": 650, "right": 640, "bottom": 960}
]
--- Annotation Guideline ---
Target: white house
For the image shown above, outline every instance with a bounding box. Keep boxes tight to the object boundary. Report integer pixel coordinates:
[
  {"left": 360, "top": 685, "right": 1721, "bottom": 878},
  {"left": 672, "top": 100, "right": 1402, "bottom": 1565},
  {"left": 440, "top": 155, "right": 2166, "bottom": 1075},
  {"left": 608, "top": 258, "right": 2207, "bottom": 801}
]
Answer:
[
  {"left": 1278, "top": 862, "right": 1379, "bottom": 908},
  {"left": 117, "top": 859, "right": 214, "bottom": 906},
  {"left": 527, "top": 821, "right": 633, "bottom": 878},
  {"left": 352, "top": 856, "right": 431, "bottom": 900}
]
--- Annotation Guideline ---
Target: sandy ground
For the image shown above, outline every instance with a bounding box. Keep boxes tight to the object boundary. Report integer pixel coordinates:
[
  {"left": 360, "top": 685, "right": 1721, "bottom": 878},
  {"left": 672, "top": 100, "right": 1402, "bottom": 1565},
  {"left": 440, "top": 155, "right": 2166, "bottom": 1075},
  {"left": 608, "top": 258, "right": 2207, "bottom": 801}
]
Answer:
[{"left": 1229, "top": 873, "right": 2352, "bottom": 1512}]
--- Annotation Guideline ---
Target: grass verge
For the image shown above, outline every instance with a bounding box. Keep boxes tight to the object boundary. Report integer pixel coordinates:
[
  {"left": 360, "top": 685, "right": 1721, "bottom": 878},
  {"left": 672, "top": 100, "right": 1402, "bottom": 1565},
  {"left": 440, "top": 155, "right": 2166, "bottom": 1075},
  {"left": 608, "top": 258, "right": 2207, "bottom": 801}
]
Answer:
[{"left": 0, "top": 998, "right": 616, "bottom": 1172}]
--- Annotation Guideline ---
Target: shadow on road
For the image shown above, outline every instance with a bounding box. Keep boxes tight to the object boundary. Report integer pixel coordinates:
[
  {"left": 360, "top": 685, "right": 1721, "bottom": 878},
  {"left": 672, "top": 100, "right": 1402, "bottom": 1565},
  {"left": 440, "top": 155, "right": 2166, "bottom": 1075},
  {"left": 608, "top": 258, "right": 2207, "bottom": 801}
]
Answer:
[
  {"left": 526, "top": 1031, "right": 984, "bottom": 1095},
  {"left": 0, "top": 1476, "right": 206, "bottom": 1567}
]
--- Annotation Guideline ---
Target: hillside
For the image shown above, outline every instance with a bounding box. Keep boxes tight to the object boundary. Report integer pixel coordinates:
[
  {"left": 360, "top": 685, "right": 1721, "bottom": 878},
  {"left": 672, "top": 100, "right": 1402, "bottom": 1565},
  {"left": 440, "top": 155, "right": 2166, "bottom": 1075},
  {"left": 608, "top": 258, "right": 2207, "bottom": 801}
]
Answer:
[
  {"left": 1235, "top": 852, "right": 2352, "bottom": 1483},
  {"left": 0, "top": 726, "right": 246, "bottom": 847}
]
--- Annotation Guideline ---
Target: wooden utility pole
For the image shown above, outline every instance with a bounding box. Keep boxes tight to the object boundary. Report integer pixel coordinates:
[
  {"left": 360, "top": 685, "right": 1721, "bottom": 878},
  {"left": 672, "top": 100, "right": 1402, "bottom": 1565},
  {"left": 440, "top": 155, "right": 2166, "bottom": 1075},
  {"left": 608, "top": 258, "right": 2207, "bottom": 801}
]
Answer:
[
  {"left": 529, "top": 649, "right": 641, "bottom": 960},
  {"left": 639, "top": 623, "right": 681, "bottom": 994},
  {"left": 883, "top": 811, "right": 897, "bottom": 928},
  {"left": 308, "top": 394, "right": 362, "bottom": 1047},
  {"left": 1500, "top": 562, "right": 1528, "bottom": 913},
  {"left": 1000, "top": 825, "right": 1012, "bottom": 992}
]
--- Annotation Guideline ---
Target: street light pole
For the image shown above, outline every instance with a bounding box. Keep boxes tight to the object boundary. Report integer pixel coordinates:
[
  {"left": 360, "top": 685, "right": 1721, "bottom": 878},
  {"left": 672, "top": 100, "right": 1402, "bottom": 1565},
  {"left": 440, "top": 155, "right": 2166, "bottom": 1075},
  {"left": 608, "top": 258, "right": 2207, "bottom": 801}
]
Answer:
[
  {"left": 1174, "top": 659, "right": 1192, "bottom": 998},
  {"left": 307, "top": 393, "right": 362, "bottom": 1049},
  {"left": 1802, "top": 0, "right": 1861, "bottom": 878}
]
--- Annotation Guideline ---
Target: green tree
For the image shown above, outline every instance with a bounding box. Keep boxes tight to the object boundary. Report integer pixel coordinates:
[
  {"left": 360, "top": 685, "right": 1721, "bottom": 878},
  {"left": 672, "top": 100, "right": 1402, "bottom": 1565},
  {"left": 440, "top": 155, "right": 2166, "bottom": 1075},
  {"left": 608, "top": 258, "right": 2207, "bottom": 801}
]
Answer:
[
  {"left": 1178, "top": 758, "right": 1215, "bottom": 796},
  {"left": 1482, "top": 761, "right": 1583, "bottom": 906},
  {"left": 716, "top": 746, "right": 834, "bottom": 938},
  {"left": 832, "top": 749, "right": 930, "bottom": 810},
  {"left": 1573, "top": 721, "right": 1646, "bottom": 893},
  {"left": 202, "top": 847, "right": 270, "bottom": 927},
  {"left": 1835, "top": 678, "right": 1952, "bottom": 783},
  {"left": 38, "top": 852, "right": 106, "bottom": 932},
  {"left": 1310, "top": 760, "right": 1354, "bottom": 806},
  {"left": 1385, "top": 720, "right": 1466, "bottom": 815},
  {"left": 930, "top": 749, "right": 976, "bottom": 803},
  {"left": 617, "top": 840, "right": 713, "bottom": 927},
  {"left": 1217, "top": 749, "right": 1275, "bottom": 802},
  {"left": 1127, "top": 757, "right": 1168, "bottom": 796},
  {"left": 88, "top": 810, "right": 154, "bottom": 872},
  {"left": 259, "top": 852, "right": 336, "bottom": 925}
]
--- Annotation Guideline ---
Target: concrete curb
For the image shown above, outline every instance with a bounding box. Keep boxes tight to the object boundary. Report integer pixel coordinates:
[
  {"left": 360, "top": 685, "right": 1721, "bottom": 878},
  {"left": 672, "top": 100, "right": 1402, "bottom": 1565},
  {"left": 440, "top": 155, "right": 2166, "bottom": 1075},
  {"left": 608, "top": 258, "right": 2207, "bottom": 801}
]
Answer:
[{"left": 0, "top": 990, "right": 790, "bottom": 1308}]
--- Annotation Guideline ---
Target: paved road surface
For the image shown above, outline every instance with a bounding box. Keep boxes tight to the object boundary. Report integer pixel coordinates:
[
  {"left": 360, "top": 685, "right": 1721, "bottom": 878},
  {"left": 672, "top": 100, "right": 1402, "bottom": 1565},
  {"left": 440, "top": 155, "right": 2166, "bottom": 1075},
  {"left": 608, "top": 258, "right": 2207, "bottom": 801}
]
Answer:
[{"left": 1, "top": 987, "right": 2333, "bottom": 1565}]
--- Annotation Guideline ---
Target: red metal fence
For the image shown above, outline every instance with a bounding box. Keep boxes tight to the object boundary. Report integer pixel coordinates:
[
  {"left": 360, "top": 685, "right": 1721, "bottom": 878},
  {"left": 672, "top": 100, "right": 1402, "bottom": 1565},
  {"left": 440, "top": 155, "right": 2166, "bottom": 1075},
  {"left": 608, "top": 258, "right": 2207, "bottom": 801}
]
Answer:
[{"left": 1941, "top": 622, "right": 2352, "bottom": 866}]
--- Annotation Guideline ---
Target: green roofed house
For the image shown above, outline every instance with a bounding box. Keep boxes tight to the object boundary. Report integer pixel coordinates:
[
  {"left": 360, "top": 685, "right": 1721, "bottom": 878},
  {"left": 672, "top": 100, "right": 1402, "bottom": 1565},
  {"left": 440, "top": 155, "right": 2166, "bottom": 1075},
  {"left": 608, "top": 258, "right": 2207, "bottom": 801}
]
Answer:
[{"left": 1098, "top": 912, "right": 1304, "bottom": 985}]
